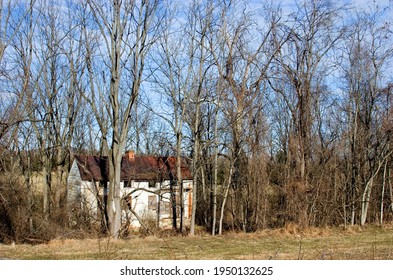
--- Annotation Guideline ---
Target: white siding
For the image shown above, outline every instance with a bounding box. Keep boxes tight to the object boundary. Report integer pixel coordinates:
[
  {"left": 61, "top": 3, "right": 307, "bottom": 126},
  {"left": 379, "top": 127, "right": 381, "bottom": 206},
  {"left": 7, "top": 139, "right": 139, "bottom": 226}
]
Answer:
[
  {"left": 121, "top": 181, "right": 162, "bottom": 226},
  {"left": 68, "top": 160, "right": 100, "bottom": 218},
  {"left": 81, "top": 181, "right": 99, "bottom": 216},
  {"left": 67, "top": 160, "right": 82, "bottom": 206},
  {"left": 68, "top": 162, "right": 194, "bottom": 228}
]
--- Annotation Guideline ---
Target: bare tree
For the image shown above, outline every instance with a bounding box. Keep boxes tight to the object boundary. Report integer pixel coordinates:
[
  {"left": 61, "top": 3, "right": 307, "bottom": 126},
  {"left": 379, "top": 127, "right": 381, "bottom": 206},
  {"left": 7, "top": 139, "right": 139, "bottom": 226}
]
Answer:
[
  {"left": 183, "top": 0, "right": 215, "bottom": 235},
  {"left": 22, "top": 1, "right": 84, "bottom": 220},
  {"left": 84, "top": 0, "right": 161, "bottom": 237},
  {"left": 270, "top": 0, "right": 346, "bottom": 226},
  {"left": 0, "top": 0, "right": 36, "bottom": 143},
  {"left": 29, "top": 2, "right": 65, "bottom": 219},
  {"left": 208, "top": 0, "right": 282, "bottom": 232},
  {"left": 341, "top": 4, "right": 393, "bottom": 225}
]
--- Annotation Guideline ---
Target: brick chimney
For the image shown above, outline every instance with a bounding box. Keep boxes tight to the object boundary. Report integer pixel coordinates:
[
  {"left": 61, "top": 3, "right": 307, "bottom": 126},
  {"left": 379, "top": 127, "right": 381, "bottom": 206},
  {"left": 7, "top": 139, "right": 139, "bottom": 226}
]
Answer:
[{"left": 126, "top": 150, "right": 135, "bottom": 160}]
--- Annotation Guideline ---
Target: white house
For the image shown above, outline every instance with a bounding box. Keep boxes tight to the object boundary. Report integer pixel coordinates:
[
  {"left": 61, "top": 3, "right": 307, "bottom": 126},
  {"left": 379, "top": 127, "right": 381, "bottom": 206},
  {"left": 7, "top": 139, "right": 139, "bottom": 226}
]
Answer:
[{"left": 67, "top": 150, "right": 193, "bottom": 228}]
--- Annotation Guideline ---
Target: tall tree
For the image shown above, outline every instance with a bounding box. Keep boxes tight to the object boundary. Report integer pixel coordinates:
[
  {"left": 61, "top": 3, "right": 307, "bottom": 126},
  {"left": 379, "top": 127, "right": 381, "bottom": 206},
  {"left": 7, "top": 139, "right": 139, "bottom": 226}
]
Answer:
[
  {"left": 341, "top": 5, "right": 393, "bottom": 225},
  {"left": 270, "top": 0, "right": 345, "bottom": 225},
  {"left": 209, "top": 0, "right": 281, "bottom": 232},
  {"left": 85, "top": 0, "right": 161, "bottom": 237},
  {"left": 0, "top": 0, "right": 36, "bottom": 143}
]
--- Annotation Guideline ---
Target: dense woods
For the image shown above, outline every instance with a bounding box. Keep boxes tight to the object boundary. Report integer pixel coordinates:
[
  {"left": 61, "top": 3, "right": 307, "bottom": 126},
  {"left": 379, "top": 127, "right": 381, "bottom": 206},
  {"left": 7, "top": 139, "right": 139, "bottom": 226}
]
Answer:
[{"left": 1, "top": 0, "right": 393, "bottom": 242}]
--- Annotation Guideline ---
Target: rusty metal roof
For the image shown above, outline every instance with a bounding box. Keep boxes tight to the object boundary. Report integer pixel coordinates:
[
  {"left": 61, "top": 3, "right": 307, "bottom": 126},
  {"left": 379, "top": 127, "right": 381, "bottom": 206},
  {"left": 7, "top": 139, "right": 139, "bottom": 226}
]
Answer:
[{"left": 74, "top": 155, "right": 193, "bottom": 182}]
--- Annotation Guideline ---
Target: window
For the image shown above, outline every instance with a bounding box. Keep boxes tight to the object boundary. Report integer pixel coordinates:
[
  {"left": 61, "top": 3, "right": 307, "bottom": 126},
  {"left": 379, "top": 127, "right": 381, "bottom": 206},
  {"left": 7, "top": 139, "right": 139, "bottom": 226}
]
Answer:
[
  {"left": 160, "top": 198, "right": 171, "bottom": 214},
  {"left": 148, "top": 195, "right": 157, "bottom": 211},
  {"left": 159, "top": 192, "right": 181, "bottom": 216}
]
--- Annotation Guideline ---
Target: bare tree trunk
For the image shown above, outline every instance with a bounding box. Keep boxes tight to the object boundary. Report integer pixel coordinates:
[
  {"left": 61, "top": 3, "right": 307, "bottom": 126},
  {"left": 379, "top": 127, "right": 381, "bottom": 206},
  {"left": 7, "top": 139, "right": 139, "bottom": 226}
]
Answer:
[
  {"left": 200, "top": 162, "right": 208, "bottom": 227},
  {"left": 107, "top": 146, "right": 123, "bottom": 237},
  {"left": 42, "top": 151, "right": 51, "bottom": 220},
  {"left": 350, "top": 106, "right": 359, "bottom": 226},
  {"left": 85, "top": 0, "right": 159, "bottom": 237},
  {"left": 157, "top": 187, "right": 161, "bottom": 228},
  {"left": 389, "top": 168, "right": 393, "bottom": 215},
  {"left": 361, "top": 177, "right": 373, "bottom": 226},
  {"left": 106, "top": 0, "right": 124, "bottom": 236},
  {"left": 361, "top": 154, "right": 391, "bottom": 225},
  {"left": 25, "top": 154, "right": 34, "bottom": 232},
  {"left": 190, "top": 123, "right": 200, "bottom": 235},
  {"left": 177, "top": 133, "right": 184, "bottom": 232},
  {"left": 380, "top": 160, "right": 388, "bottom": 225},
  {"left": 219, "top": 163, "right": 234, "bottom": 235},
  {"left": 55, "top": 148, "right": 63, "bottom": 210},
  {"left": 171, "top": 180, "right": 177, "bottom": 230},
  {"left": 212, "top": 105, "right": 219, "bottom": 236}
]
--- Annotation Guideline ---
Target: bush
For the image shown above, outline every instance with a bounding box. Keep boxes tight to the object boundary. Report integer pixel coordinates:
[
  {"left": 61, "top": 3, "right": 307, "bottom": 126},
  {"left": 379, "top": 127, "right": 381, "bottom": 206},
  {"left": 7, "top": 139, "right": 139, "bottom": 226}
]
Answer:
[{"left": 0, "top": 172, "right": 31, "bottom": 243}]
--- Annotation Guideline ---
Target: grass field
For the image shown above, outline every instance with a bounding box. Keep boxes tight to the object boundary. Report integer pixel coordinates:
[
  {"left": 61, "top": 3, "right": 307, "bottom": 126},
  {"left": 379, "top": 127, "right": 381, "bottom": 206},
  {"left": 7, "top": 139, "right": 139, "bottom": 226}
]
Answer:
[{"left": 1, "top": 225, "right": 393, "bottom": 260}]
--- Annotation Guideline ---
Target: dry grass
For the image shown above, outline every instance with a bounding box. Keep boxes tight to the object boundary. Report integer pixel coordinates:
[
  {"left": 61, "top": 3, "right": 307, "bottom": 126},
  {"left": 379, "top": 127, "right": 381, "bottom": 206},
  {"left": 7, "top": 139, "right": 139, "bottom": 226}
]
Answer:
[{"left": 0, "top": 224, "right": 393, "bottom": 260}]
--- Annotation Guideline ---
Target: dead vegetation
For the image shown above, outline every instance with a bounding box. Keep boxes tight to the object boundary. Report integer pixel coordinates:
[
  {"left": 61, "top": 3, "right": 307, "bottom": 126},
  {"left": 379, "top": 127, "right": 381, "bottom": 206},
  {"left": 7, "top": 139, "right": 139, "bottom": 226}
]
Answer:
[
  {"left": 0, "top": 224, "right": 392, "bottom": 260},
  {"left": 1, "top": 0, "right": 393, "bottom": 244}
]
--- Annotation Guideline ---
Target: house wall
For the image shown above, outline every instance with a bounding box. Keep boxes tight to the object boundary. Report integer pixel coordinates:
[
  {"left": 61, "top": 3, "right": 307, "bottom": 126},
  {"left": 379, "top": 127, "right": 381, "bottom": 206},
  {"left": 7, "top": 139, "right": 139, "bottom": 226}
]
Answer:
[
  {"left": 67, "top": 160, "right": 101, "bottom": 218},
  {"left": 121, "top": 181, "right": 156, "bottom": 226},
  {"left": 183, "top": 180, "right": 193, "bottom": 220},
  {"left": 68, "top": 161, "right": 194, "bottom": 228},
  {"left": 121, "top": 180, "right": 194, "bottom": 228},
  {"left": 81, "top": 181, "right": 99, "bottom": 216},
  {"left": 67, "top": 160, "right": 82, "bottom": 204}
]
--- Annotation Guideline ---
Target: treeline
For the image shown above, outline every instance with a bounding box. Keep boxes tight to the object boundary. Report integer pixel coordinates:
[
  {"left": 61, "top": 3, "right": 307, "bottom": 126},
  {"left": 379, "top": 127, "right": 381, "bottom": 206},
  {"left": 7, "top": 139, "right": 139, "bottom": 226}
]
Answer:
[{"left": 0, "top": 0, "right": 393, "bottom": 242}]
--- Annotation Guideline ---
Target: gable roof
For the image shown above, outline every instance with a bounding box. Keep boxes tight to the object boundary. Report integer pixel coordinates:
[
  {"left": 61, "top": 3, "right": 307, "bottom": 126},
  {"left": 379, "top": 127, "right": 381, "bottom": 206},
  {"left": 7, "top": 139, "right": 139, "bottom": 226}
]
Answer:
[{"left": 74, "top": 155, "right": 193, "bottom": 182}]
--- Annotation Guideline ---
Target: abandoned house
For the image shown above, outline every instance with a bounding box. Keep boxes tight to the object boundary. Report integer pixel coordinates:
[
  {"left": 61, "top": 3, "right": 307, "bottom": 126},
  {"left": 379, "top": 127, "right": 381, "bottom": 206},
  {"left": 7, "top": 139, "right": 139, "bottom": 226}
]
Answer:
[{"left": 67, "top": 150, "right": 193, "bottom": 228}]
